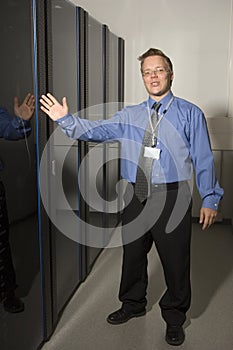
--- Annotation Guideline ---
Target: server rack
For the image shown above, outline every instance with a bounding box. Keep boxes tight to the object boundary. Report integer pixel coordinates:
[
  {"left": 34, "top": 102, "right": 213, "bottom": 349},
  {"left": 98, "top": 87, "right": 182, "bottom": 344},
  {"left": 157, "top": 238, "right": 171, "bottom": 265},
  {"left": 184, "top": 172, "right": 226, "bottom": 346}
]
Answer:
[
  {"left": 103, "top": 26, "right": 124, "bottom": 234},
  {"left": 77, "top": 8, "right": 105, "bottom": 277},
  {"left": 0, "top": 0, "right": 124, "bottom": 348},
  {"left": 0, "top": 1, "right": 46, "bottom": 349}
]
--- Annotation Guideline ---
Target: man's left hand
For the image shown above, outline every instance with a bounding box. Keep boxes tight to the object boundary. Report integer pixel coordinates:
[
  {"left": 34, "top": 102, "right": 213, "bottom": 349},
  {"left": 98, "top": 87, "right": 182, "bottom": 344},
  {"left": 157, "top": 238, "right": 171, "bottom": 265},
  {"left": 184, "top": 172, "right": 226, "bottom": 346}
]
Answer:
[{"left": 199, "top": 208, "right": 217, "bottom": 230}]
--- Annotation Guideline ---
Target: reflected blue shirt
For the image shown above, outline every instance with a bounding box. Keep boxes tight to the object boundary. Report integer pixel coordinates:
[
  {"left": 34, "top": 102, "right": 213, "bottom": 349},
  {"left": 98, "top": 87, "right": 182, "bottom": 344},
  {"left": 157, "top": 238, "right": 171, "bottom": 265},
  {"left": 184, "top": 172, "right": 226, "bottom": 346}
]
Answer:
[
  {"left": 56, "top": 91, "right": 224, "bottom": 210},
  {"left": 0, "top": 107, "right": 31, "bottom": 171}
]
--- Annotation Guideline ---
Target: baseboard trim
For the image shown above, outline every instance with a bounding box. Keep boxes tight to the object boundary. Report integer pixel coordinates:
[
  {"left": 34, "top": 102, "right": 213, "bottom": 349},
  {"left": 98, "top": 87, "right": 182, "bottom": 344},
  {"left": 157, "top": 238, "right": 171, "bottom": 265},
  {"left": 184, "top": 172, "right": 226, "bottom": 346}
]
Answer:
[{"left": 192, "top": 217, "right": 232, "bottom": 225}]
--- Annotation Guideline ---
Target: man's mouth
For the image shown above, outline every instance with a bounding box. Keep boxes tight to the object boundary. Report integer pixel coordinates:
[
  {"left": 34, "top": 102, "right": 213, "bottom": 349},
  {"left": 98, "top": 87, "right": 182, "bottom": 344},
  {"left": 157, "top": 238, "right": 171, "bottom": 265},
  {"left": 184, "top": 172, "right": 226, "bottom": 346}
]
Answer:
[{"left": 151, "top": 81, "right": 160, "bottom": 87}]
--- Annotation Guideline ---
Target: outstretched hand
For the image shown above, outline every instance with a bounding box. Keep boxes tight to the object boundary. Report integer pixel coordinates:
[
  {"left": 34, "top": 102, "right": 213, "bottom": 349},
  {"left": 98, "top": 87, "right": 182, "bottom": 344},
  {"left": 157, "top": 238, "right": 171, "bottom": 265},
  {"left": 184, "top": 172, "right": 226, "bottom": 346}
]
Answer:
[
  {"left": 14, "top": 93, "right": 35, "bottom": 121},
  {"left": 40, "top": 93, "right": 68, "bottom": 121}
]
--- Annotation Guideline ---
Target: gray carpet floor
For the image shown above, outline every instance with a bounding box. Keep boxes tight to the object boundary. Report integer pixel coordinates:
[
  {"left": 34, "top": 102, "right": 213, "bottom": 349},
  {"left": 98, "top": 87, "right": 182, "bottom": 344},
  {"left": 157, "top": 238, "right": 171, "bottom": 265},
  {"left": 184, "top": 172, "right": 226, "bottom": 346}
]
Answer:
[{"left": 42, "top": 223, "right": 233, "bottom": 350}]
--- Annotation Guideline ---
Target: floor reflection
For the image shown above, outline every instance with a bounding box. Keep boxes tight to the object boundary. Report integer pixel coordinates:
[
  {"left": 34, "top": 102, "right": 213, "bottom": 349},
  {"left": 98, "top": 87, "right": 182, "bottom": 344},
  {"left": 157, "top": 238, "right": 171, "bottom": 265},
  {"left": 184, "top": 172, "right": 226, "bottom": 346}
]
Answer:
[{"left": 0, "top": 214, "right": 43, "bottom": 350}]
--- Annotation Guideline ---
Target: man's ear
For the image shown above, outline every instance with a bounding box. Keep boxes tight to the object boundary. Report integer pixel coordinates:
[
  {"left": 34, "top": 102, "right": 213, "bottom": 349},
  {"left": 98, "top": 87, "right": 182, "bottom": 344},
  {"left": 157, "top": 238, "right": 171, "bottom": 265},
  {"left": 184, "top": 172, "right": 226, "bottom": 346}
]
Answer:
[{"left": 170, "top": 72, "right": 174, "bottom": 85}]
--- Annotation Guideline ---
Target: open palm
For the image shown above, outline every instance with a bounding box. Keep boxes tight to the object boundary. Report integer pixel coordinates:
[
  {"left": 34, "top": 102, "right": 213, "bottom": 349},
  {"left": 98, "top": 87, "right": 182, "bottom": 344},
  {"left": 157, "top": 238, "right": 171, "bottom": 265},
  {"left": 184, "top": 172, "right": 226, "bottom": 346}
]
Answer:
[
  {"left": 40, "top": 93, "right": 68, "bottom": 121},
  {"left": 14, "top": 93, "right": 35, "bottom": 120}
]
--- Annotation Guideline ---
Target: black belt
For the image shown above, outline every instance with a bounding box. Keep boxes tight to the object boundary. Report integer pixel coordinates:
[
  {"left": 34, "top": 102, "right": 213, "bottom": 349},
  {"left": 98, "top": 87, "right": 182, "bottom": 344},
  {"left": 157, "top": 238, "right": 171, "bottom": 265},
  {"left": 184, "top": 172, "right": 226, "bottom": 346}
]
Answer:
[
  {"left": 151, "top": 182, "right": 180, "bottom": 191},
  {"left": 131, "top": 181, "right": 186, "bottom": 192}
]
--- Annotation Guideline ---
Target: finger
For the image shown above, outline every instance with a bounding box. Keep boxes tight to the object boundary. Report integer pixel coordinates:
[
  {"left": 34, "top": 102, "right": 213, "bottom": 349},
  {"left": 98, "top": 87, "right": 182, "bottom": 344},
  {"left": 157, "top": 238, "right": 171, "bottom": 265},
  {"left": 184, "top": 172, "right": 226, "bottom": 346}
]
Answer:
[
  {"left": 201, "top": 211, "right": 209, "bottom": 230},
  {"left": 41, "top": 94, "right": 54, "bottom": 106},
  {"left": 199, "top": 210, "right": 204, "bottom": 224},
  {"left": 27, "top": 94, "right": 35, "bottom": 105},
  {"left": 40, "top": 105, "right": 50, "bottom": 115},
  {"left": 29, "top": 103, "right": 35, "bottom": 111},
  {"left": 203, "top": 215, "right": 215, "bottom": 230},
  {"left": 209, "top": 214, "right": 217, "bottom": 226},
  {"left": 40, "top": 95, "right": 53, "bottom": 109},
  {"left": 47, "top": 93, "right": 58, "bottom": 105},
  {"left": 14, "top": 96, "right": 19, "bottom": 108},
  {"left": 27, "top": 98, "right": 35, "bottom": 111},
  {"left": 202, "top": 216, "right": 209, "bottom": 230},
  {"left": 62, "top": 96, "right": 67, "bottom": 109},
  {"left": 24, "top": 93, "right": 32, "bottom": 105}
]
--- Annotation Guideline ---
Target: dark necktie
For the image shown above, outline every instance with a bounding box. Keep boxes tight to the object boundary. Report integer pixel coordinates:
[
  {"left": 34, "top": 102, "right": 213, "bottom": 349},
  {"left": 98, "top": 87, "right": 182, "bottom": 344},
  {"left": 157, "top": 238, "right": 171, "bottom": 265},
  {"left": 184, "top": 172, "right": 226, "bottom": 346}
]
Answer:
[{"left": 134, "top": 102, "right": 161, "bottom": 202}]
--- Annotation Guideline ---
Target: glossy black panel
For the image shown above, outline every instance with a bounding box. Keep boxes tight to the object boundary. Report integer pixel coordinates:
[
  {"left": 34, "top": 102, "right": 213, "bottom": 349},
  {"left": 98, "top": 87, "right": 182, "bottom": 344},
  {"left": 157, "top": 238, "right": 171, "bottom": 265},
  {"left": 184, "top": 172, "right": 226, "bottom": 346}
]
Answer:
[
  {"left": 49, "top": 0, "right": 81, "bottom": 316},
  {"left": 0, "top": 1, "right": 43, "bottom": 349}
]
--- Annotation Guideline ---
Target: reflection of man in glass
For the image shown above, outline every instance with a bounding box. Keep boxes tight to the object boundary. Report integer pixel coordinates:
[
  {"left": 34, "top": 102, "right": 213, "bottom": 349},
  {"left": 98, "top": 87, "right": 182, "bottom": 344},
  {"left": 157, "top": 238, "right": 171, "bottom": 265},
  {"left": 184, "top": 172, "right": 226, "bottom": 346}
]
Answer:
[{"left": 0, "top": 93, "right": 34, "bottom": 313}]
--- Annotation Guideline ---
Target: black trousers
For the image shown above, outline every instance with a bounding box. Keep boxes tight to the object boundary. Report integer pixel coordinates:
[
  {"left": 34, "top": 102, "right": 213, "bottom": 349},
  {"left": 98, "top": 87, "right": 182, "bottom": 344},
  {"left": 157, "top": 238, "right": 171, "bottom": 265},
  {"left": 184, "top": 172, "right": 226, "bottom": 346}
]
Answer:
[
  {"left": 0, "top": 181, "right": 17, "bottom": 301},
  {"left": 119, "top": 182, "right": 192, "bottom": 326}
]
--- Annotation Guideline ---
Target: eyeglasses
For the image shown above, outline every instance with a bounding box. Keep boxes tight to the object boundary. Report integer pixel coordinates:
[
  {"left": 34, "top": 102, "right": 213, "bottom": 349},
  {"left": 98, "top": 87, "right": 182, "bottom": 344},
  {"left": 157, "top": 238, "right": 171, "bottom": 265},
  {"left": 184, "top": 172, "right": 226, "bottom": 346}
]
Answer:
[{"left": 142, "top": 68, "right": 170, "bottom": 78}]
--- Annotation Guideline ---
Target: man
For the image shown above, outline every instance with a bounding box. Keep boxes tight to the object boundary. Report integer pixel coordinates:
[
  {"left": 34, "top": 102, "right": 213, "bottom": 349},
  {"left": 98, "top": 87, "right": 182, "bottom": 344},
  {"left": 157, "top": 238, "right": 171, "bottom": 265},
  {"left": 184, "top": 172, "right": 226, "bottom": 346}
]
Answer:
[
  {"left": 40, "top": 48, "right": 223, "bottom": 346},
  {"left": 0, "top": 93, "right": 34, "bottom": 312}
]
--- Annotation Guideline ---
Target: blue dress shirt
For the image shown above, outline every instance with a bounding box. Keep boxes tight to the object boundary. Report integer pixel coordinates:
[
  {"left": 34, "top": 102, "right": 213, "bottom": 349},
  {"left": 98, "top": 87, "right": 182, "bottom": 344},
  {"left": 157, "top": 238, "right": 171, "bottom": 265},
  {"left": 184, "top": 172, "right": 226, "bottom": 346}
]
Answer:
[
  {"left": 56, "top": 91, "right": 224, "bottom": 210},
  {"left": 0, "top": 107, "right": 31, "bottom": 170}
]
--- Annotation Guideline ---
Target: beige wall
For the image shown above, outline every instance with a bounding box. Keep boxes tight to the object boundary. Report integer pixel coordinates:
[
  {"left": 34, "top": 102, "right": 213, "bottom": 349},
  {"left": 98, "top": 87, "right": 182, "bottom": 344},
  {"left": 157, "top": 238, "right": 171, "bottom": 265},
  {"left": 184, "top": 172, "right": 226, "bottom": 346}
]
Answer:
[
  {"left": 70, "top": 0, "right": 232, "bottom": 109},
  {"left": 228, "top": 0, "right": 233, "bottom": 118}
]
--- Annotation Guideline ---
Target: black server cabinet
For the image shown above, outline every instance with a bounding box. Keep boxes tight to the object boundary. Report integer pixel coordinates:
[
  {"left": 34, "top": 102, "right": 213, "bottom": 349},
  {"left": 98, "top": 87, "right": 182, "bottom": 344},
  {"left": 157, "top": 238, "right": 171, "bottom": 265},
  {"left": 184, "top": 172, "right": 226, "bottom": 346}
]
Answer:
[
  {"left": 46, "top": 0, "right": 82, "bottom": 321},
  {"left": 40, "top": 0, "right": 124, "bottom": 340},
  {"left": 0, "top": 0, "right": 124, "bottom": 348},
  {"left": 103, "top": 27, "right": 124, "bottom": 232},
  {"left": 77, "top": 8, "right": 105, "bottom": 276},
  {"left": 41, "top": 0, "right": 124, "bottom": 331},
  {"left": 76, "top": 8, "right": 124, "bottom": 276},
  {"left": 0, "top": 0, "right": 45, "bottom": 349}
]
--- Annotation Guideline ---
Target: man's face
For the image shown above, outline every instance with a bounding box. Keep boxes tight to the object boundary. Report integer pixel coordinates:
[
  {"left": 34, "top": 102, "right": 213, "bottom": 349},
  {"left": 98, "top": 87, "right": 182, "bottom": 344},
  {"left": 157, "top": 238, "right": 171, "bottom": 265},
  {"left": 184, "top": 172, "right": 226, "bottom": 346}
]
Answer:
[{"left": 141, "top": 55, "right": 173, "bottom": 101}]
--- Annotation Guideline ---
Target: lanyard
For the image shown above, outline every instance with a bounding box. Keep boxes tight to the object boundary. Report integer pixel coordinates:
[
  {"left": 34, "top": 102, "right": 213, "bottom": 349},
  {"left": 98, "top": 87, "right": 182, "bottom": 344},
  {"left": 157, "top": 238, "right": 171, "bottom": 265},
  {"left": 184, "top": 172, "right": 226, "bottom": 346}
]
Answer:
[{"left": 147, "top": 95, "right": 174, "bottom": 146}]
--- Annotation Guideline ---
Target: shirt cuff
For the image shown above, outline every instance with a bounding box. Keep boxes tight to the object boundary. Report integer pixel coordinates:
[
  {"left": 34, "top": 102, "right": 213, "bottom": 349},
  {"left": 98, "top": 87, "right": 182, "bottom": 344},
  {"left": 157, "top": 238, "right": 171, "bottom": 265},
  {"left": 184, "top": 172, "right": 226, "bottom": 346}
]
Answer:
[
  {"left": 12, "top": 116, "right": 30, "bottom": 128},
  {"left": 202, "top": 194, "right": 220, "bottom": 210},
  {"left": 56, "top": 114, "right": 74, "bottom": 127}
]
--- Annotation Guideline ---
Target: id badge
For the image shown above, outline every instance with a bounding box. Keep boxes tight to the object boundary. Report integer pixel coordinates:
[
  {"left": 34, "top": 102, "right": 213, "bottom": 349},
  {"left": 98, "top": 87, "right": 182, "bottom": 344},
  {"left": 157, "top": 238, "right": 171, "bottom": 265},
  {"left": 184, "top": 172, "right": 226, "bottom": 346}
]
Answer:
[{"left": 144, "top": 146, "right": 161, "bottom": 160}]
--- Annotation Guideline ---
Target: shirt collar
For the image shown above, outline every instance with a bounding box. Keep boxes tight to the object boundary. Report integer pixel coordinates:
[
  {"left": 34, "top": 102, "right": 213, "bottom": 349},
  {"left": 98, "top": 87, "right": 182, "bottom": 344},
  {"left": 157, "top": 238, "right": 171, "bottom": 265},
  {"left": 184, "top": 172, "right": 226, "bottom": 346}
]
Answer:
[{"left": 148, "top": 91, "right": 173, "bottom": 112}]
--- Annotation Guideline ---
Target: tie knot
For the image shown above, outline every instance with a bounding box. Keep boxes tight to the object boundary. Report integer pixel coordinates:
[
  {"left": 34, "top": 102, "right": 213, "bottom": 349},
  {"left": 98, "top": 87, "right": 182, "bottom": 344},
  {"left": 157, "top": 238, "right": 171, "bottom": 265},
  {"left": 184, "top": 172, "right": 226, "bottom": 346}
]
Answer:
[{"left": 152, "top": 102, "right": 161, "bottom": 113}]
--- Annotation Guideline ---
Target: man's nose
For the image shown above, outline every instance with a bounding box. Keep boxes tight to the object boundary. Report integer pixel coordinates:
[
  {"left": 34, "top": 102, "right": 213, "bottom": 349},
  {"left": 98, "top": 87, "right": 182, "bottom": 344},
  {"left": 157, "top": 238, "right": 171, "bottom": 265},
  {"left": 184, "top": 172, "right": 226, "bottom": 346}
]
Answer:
[{"left": 151, "top": 70, "right": 159, "bottom": 77}]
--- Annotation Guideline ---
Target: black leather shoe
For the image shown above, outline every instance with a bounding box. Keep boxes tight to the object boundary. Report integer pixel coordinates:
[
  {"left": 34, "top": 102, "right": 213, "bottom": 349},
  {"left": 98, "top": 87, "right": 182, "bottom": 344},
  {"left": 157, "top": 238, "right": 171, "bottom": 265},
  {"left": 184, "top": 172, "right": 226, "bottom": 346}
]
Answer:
[
  {"left": 165, "top": 325, "right": 185, "bottom": 346},
  {"left": 107, "top": 307, "right": 146, "bottom": 325},
  {"left": 3, "top": 296, "right": 24, "bottom": 313}
]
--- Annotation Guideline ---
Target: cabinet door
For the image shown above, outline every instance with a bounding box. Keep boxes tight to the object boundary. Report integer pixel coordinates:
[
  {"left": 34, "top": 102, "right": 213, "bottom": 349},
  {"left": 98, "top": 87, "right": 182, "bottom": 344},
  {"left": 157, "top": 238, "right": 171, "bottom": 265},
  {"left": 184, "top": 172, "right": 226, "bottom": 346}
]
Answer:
[{"left": 0, "top": 1, "right": 43, "bottom": 349}]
